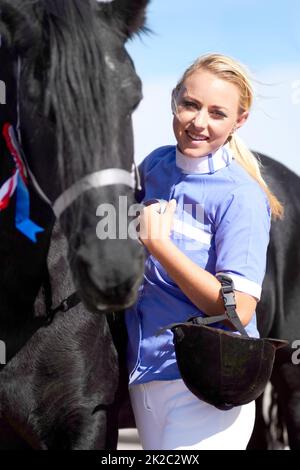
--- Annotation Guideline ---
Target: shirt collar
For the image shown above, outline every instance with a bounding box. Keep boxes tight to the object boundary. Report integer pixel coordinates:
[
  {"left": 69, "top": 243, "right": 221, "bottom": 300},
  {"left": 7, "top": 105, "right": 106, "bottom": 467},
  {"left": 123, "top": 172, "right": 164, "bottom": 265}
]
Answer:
[{"left": 176, "top": 144, "right": 233, "bottom": 174}]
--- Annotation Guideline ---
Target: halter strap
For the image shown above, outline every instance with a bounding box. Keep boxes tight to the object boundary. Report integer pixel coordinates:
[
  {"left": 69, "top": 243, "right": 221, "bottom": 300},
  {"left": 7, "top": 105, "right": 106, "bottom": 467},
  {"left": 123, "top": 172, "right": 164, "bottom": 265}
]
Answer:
[{"left": 53, "top": 167, "right": 136, "bottom": 218}]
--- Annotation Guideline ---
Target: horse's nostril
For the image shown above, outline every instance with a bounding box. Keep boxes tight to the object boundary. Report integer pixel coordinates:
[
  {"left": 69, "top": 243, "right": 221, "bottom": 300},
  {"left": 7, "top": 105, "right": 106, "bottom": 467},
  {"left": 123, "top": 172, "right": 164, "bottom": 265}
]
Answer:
[{"left": 88, "top": 262, "right": 142, "bottom": 296}]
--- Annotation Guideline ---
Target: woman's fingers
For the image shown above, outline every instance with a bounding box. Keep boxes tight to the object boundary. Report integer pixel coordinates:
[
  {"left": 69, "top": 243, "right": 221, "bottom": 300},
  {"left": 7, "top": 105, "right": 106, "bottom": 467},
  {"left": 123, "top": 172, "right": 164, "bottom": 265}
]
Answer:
[
  {"left": 138, "top": 199, "right": 177, "bottom": 246},
  {"left": 166, "top": 199, "right": 177, "bottom": 214}
]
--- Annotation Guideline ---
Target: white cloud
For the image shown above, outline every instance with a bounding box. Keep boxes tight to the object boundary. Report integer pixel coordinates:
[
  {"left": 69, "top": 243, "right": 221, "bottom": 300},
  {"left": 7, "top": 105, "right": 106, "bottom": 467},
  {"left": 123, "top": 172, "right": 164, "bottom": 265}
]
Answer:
[{"left": 133, "top": 65, "right": 300, "bottom": 176}]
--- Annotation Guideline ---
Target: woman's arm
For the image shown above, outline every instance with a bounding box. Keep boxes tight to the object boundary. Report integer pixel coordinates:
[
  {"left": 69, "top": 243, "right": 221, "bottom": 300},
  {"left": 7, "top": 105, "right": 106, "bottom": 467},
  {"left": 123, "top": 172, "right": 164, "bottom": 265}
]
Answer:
[{"left": 139, "top": 200, "right": 257, "bottom": 326}]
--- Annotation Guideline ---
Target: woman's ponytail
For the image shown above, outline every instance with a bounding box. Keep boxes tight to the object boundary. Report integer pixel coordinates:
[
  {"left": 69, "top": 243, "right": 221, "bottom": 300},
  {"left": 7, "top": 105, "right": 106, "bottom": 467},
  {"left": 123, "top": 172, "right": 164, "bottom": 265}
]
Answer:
[{"left": 229, "top": 134, "right": 283, "bottom": 219}]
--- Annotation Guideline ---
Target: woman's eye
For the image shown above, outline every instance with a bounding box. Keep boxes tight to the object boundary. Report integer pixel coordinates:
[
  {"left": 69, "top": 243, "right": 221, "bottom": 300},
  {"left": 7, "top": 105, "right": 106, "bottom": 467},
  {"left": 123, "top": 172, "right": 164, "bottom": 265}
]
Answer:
[
  {"left": 182, "top": 100, "right": 198, "bottom": 109},
  {"left": 211, "top": 110, "right": 226, "bottom": 118}
]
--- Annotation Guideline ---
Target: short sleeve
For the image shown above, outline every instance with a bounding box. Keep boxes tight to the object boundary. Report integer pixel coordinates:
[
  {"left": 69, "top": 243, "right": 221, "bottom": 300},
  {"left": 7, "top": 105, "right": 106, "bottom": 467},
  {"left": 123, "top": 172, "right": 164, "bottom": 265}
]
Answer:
[
  {"left": 134, "top": 159, "right": 146, "bottom": 203},
  {"left": 134, "top": 146, "right": 175, "bottom": 203},
  {"left": 134, "top": 150, "right": 157, "bottom": 203},
  {"left": 214, "top": 183, "right": 271, "bottom": 300}
]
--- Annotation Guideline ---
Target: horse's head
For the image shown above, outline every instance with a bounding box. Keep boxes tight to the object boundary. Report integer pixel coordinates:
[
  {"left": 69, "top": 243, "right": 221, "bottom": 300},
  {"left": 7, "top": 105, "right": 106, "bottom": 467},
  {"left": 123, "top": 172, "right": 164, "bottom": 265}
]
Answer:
[{"left": 0, "top": 0, "right": 149, "bottom": 312}]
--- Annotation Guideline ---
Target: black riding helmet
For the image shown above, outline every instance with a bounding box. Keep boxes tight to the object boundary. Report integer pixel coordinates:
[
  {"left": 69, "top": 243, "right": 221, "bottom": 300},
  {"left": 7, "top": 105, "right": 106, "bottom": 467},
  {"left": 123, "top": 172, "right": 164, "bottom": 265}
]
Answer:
[{"left": 158, "top": 274, "right": 288, "bottom": 410}]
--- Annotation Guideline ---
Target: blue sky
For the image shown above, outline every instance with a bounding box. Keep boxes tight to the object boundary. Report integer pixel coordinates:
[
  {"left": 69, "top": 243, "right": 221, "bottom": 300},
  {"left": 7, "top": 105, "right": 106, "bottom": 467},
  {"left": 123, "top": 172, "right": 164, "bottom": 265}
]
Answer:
[
  {"left": 129, "top": 0, "right": 299, "bottom": 75},
  {"left": 126, "top": 0, "right": 300, "bottom": 174}
]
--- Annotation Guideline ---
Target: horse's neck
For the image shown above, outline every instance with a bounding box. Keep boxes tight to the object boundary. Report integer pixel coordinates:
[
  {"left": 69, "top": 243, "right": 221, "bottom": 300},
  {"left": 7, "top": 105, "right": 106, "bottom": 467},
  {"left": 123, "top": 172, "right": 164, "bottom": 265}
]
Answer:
[
  {"left": 34, "top": 220, "right": 75, "bottom": 316},
  {"left": 0, "top": 190, "right": 54, "bottom": 360}
]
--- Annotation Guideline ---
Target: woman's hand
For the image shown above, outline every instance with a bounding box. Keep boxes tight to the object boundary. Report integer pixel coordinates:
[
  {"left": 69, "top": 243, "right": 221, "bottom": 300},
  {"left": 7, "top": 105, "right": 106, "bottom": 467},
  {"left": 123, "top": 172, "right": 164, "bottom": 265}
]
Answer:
[
  {"left": 138, "top": 198, "right": 256, "bottom": 326},
  {"left": 139, "top": 199, "right": 177, "bottom": 252}
]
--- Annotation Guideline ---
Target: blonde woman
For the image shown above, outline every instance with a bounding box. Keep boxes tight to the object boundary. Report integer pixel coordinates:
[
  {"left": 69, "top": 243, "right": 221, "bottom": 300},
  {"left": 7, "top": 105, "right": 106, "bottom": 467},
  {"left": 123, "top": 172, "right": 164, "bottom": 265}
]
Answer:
[{"left": 125, "top": 54, "right": 283, "bottom": 450}]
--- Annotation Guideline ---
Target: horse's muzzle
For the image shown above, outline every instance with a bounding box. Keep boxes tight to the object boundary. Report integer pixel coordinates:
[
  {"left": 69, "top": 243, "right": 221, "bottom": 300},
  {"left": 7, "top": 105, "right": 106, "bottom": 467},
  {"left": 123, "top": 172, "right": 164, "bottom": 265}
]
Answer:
[{"left": 72, "top": 237, "right": 144, "bottom": 313}]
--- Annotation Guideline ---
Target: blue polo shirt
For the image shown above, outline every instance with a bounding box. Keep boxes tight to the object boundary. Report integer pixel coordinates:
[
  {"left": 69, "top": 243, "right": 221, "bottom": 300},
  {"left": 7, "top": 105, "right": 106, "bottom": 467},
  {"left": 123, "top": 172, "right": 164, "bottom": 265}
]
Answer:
[{"left": 125, "top": 144, "right": 271, "bottom": 385}]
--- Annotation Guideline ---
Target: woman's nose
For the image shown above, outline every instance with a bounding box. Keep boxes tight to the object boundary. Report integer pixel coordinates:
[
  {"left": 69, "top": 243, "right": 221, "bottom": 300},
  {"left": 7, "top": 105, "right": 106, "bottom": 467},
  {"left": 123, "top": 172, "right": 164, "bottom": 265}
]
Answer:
[{"left": 193, "top": 109, "right": 208, "bottom": 128}]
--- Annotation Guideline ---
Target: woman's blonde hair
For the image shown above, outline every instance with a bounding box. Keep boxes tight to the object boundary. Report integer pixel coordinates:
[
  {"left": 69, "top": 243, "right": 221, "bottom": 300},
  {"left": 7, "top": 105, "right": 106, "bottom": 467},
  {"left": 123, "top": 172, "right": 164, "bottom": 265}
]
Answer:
[{"left": 174, "top": 53, "right": 283, "bottom": 219}]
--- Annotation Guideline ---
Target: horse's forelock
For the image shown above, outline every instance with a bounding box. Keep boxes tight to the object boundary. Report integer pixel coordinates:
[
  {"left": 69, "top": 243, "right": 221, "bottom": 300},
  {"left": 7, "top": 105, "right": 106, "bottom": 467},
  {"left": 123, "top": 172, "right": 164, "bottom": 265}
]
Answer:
[
  {"left": 0, "top": 0, "right": 42, "bottom": 55},
  {"left": 13, "top": 1, "right": 117, "bottom": 191}
]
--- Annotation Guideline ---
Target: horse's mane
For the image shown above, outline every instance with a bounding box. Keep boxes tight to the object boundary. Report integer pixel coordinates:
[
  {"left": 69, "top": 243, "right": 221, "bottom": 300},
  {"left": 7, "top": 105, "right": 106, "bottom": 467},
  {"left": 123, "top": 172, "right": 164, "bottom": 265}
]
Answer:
[{"left": 0, "top": 0, "right": 128, "bottom": 189}]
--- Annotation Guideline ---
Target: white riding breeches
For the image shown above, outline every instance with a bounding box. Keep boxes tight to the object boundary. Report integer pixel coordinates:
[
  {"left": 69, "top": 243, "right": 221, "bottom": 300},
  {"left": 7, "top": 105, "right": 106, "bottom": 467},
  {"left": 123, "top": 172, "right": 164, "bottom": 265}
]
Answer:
[{"left": 129, "top": 379, "right": 256, "bottom": 450}]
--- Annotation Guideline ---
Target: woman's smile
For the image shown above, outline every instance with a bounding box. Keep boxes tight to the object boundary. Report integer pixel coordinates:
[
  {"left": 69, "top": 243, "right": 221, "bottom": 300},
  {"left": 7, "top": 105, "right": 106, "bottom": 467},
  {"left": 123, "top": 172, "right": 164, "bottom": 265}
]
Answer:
[{"left": 185, "top": 129, "right": 209, "bottom": 143}]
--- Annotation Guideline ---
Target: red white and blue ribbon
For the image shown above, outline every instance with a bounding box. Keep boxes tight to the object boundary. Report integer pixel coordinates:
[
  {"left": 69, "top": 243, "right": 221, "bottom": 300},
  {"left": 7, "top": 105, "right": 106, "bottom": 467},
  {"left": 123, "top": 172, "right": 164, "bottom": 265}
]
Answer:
[{"left": 0, "top": 123, "right": 44, "bottom": 242}]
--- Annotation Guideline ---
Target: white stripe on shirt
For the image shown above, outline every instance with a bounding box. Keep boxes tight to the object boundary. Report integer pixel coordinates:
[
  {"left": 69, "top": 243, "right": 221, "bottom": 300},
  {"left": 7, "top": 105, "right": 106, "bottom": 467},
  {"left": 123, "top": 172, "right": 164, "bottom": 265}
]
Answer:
[
  {"left": 172, "top": 219, "right": 212, "bottom": 245},
  {"left": 216, "top": 272, "right": 262, "bottom": 300}
]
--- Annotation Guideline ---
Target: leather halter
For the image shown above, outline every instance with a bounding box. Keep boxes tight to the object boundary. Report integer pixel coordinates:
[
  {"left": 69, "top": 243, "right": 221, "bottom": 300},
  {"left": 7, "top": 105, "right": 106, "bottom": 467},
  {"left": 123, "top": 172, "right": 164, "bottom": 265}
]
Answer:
[{"left": 53, "top": 167, "right": 137, "bottom": 219}]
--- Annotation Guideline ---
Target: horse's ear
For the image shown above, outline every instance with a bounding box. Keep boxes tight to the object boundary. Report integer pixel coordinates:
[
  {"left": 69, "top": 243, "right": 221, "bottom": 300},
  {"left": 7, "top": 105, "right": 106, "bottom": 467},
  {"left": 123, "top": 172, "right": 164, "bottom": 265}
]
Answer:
[
  {"left": 110, "top": 0, "right": 149, "bottom": 38},
  {"left": 0, "top": 1, "right": 18, "bottom": 49},
  {"left": 0, "top": 1, "right": 41, "bottom": 56}
]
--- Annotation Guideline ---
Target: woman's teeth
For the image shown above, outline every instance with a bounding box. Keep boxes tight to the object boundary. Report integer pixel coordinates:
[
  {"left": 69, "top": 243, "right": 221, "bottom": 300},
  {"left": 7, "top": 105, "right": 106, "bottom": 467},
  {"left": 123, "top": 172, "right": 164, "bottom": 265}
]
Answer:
[{"left": 187, "top": 131, "right": 208, "bottom": 141}]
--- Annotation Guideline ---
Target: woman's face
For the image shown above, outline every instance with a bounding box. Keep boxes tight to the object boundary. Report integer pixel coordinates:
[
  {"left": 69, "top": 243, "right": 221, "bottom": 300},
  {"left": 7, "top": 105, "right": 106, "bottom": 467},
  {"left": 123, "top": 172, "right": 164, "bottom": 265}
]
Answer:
[{"left": 172, "top": 70, "right": 248, "bottom": 158}]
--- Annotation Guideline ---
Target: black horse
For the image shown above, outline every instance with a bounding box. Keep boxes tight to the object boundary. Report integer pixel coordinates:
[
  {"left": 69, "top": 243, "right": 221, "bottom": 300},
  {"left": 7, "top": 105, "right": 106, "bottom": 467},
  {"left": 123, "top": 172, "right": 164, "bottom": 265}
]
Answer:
[
  {"left": 1, "top": 0, "right": 299, "bottom": 451},
  {"left": 248, "top": 153, "right": 300, "bottom": 450},
  {"left": 0, "top": 0, "right": 149, "bottom": 450}
]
